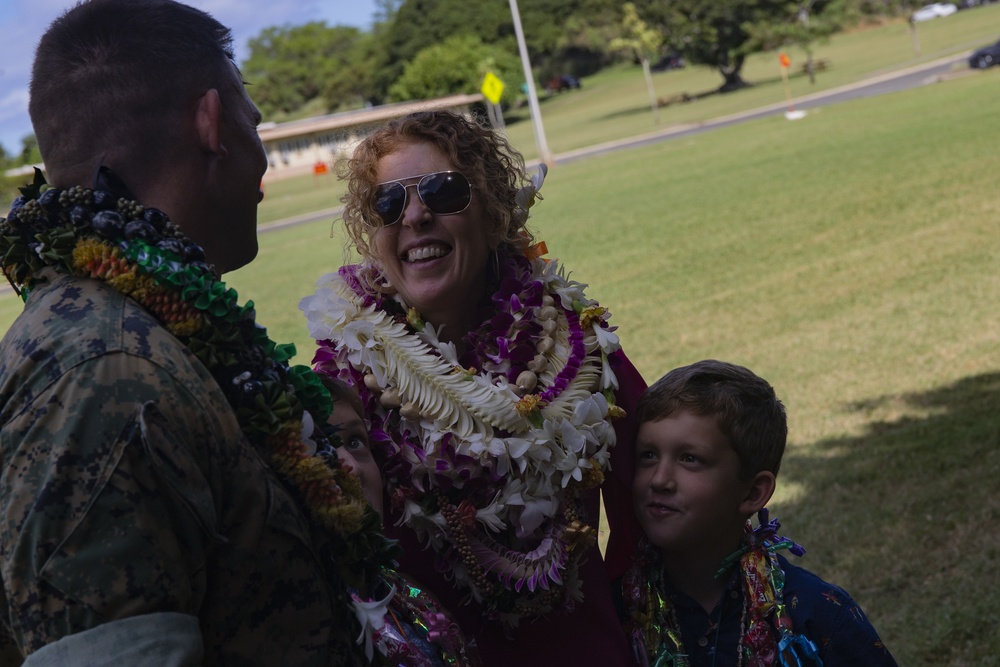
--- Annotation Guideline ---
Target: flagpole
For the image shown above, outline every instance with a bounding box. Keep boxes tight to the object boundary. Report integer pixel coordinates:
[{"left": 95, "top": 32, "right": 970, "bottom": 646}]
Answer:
[{"left": 508, "top": 0, "right": 554, "bottom": 165}]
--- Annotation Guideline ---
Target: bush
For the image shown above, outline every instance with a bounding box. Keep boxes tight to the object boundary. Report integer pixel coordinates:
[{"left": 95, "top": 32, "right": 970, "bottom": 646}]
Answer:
[{"left": 389, "top": 34, "right": 524, "bottom": 106}]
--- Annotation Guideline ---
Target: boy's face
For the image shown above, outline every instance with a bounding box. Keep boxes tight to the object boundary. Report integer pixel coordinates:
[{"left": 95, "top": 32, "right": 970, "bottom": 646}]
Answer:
[
  {"left": 633, "top": 410, "right": 757, "bottom": 561},
  {"left": 329, "top": 401, "right": 383, "bottom": 520}
]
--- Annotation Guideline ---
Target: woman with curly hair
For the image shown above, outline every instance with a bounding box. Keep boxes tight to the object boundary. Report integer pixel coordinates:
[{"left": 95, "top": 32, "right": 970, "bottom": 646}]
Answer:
[{"left": 301, "top": 110, "right": 645, "bottom": 665}]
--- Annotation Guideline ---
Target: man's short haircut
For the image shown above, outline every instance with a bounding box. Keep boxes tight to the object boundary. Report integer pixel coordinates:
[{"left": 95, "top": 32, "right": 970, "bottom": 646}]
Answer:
[
  {"left": 636, "top": 359, "right": 787, "bottom": 478},
  {"left": 29, "top": 0, "right": 236, "bottom": 179}
]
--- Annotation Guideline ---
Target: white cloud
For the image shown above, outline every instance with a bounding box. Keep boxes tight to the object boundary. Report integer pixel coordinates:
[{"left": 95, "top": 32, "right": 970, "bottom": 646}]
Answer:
[{"left": 0, "top": 88, "right": 30, "bottom": 124}]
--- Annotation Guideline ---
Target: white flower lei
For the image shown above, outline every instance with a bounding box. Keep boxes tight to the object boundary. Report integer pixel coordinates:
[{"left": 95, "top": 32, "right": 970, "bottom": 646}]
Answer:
[{"left": 302, "top": 254, "right": 624, "bottom": 622}]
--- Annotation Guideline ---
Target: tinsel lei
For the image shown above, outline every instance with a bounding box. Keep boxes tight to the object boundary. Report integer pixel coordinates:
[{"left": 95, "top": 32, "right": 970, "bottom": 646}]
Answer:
[
  {"left": 300, "top": 247, "right": 626, "bottom": 626},
  {"left": 351, "top": 568, "right": 480, "bottom": 666},
  {"left": 622, "top": 509, "right": 822, "bottom": 667},
  {"left": 0, "top": 169, "right": 396, "bottom": 607}
]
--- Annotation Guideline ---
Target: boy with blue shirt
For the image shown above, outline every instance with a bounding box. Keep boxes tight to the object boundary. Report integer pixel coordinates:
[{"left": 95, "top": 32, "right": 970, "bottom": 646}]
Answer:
[{"left": 620, "top": 360, "right": 897, "bottom": 666}]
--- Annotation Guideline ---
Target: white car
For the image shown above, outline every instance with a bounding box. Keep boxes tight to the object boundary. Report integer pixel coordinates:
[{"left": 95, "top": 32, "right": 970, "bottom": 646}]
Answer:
[{"left": 911, "top": 3, "right": 958, "bottom": 21}]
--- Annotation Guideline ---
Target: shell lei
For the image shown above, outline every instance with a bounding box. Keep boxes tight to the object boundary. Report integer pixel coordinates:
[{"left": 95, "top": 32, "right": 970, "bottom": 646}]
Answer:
[{"left": 301, "top": 252, "right": 625, "bottom": 625}]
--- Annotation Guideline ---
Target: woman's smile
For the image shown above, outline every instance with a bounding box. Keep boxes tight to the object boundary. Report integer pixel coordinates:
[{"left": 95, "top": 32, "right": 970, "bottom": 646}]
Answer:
[{"left": 402, "top": 242, "right": 451, "bottom": 263}]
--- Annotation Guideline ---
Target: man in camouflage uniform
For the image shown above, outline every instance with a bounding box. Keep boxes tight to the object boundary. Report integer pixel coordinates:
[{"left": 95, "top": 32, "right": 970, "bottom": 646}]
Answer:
[{"left": 0, "top": 1, "right": 361, "bottom": 665}]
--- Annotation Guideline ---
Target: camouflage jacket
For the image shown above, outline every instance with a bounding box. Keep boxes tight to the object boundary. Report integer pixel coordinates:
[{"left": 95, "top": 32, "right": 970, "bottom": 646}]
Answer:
[{"left": 0, "top": 274, "right": 359, "bottom": 666}]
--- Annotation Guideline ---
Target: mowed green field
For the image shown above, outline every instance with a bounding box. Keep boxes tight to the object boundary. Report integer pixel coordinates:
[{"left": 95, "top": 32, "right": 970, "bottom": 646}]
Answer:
[
  {"left": 192, "top": 5, "right": 1000, "bottom": 226},
  {"left": 1, "top": 21, "right": 999, "bottom": 667},
  {"left": 501, "top": 5, "right": 1000, "bottom": 160},
  {"left": 232, "top": 71, "right": 1000, "bottom": 666}
]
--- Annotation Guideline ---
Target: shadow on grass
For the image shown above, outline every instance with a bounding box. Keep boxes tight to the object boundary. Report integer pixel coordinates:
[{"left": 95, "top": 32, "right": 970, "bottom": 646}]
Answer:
[
  {"left": 773, "top": 372, "right": 1000, "bottom": 667},
  {"left": 596, "top": 87, "right": 725, "bottom": 122},
  {"left": 594, "top": 70, "right": 824, "bottom": 123},
  {"left": 750, "top": 69, "right": 823, "bottom": 87}
]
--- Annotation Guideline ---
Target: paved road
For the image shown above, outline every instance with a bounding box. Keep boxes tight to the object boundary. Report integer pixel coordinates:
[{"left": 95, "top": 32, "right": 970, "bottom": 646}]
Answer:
[{"left": 555, "top": 52, "right": 970, "bottom": 164}]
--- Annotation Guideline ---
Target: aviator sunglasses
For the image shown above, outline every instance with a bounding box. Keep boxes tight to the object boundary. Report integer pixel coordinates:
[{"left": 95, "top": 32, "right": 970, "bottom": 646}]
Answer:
[{"left": 370, "top": 171, "right": 473, "bottom": 227}]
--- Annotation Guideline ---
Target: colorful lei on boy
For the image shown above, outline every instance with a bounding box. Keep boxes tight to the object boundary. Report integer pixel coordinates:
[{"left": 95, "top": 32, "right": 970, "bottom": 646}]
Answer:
[
  {"left": 301, "top": 247, "right": 626, "bottom": 626},
  {"left": 622, "top": 510, "right": 822, "bottom": 667}
]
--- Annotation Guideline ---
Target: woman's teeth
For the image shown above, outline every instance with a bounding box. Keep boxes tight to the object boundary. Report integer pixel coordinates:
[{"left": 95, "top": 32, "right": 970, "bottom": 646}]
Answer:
[{"left": 406, "top": 245, "right": 448, "bottom": 262}]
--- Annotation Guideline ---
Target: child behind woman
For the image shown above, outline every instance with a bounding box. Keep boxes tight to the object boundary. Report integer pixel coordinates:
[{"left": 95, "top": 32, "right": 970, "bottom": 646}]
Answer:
[
  {"left": 323, "top": 378, "right": 481, "bottom": 667},
  {"left": 621, "top": 360, "right": 897, "bottom": 666}
]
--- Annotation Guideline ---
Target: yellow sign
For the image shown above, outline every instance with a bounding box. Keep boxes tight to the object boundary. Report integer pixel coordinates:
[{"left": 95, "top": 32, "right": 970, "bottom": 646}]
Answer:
[{"left": 481, "top": 72, "right": 505, "bottom": 105}]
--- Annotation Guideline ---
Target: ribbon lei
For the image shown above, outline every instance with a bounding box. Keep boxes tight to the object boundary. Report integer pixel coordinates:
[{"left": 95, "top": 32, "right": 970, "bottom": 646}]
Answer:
[{"left": 778, "top": 634, "right": 823, "bottom": 667}]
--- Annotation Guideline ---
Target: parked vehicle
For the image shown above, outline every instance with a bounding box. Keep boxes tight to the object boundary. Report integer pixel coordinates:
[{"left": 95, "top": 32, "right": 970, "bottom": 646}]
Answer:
[
  {"left": 545, "top": 75, "right": 581, "bottom": 93},
  {"left": 911, "top": 2, "right": 958, "bottom": 21},
  {"left": 651, "top": 53, "right": 686, "bottom": 72},
  {"left": 969, "top": 39, "right": 1000, "bottom": 68}
]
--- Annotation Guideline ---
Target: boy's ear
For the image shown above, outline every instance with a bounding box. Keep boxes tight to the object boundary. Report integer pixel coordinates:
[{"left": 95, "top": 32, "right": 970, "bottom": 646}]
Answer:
[{"left": 739, "top": 471, "right": 776, "bottom": 515}]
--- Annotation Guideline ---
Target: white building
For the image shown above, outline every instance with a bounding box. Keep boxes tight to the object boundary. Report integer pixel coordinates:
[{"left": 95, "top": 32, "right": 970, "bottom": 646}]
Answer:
[{"left": 258, "top": 93, "right": 484, "bottom": 182}]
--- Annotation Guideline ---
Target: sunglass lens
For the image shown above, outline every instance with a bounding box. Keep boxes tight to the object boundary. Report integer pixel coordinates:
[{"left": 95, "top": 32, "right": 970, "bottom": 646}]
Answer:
[
  {"left": 419, "top": 172, "right": 471, "bottom": 215},
  {"left": 374, "top": 182, "right": 406, "bottom": 226}
]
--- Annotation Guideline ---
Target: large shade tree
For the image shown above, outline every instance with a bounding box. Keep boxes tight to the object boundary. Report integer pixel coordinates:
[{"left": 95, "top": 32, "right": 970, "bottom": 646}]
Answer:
[{"left": 635, "top": 0, "right": 791, "bottom": 91}]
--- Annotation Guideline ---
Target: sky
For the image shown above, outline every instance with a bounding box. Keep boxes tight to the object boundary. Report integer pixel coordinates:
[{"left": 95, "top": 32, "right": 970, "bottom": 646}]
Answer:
[{"left": 0, "top": 0, "right": 380, "bottom": 155}]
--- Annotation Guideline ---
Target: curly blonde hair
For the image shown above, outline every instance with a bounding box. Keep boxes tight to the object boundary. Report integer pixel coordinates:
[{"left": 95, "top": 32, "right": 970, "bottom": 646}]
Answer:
[{"left": 337, "top": 110, "right": 536, "bottom": 263}]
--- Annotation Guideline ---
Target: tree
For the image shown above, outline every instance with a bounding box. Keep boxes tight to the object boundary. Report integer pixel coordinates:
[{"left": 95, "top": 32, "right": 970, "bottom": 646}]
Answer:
[
  {"left": 242, "top": 22, "right": 372, "bottom": 118},
  {"left": 373, "top": 0, "right": 404, "bottom": 22},
  {"left": 633, "top": 0, "right": 790, "bottom": 92},
  {"left": 320, "top": 32, "right": 382, "bottom": 111},
  {"left": 373, "top": 0, "right": 625, "bottom": 101},
  {"left": 609, "top": 3, "right": 663, "bottom": 123},
  {"left": 516, "top": 0, "right": 621, "bottom": 80},
  {"left": 388, "top": 34, "right": 523, "bottom": 103},
  {"left": 373, "top": 0, "right": 515, "bottom": 101}
]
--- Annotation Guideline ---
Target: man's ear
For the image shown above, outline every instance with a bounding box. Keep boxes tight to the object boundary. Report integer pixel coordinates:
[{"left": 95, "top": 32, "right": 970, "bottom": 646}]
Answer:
[
  {"left": 194, "top": 88, "right": 226, "bottom": 157},
  {"left": 739, "top": 471, "right": 776, "bottom": 516}
]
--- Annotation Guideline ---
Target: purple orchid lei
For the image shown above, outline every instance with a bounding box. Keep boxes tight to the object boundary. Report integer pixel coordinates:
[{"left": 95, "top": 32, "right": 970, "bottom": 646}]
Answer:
[{"left": 301, "top": 251, "right": 625, "bottom": 625}]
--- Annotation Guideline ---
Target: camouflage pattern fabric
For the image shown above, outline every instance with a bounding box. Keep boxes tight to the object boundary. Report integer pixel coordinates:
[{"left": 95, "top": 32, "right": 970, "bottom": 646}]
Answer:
[{"left": 0, "top": 274, "right": 360, "bottom": 666}]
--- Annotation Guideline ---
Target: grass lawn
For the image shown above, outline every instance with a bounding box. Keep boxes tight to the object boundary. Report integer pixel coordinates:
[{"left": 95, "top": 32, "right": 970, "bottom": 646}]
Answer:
[
  {"left": 537, "top": 74, "right": 1000, "bottom": 666},
  {"left": 500, "top": 5, "right": 1000, "bottom": 160},
  {"left": 220, "top": 4, "right": 1000, "bottom": 225},
  {"left": 257, "top": 171, "right": 347, "bottom": 225},
  {"left": 2, "top": 16, "right": 999, "bottom": 667},
  {"left": 233, "top": 70, "right": 1000, "bottom": 666}
]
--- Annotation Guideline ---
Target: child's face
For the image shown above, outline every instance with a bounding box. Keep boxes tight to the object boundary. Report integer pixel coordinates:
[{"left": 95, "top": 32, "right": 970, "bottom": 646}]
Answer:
[
  {"left": 633, "top": 410, "right": 757, "bottom": 560},
  {"left": 329, "top": 401, "right": 383, "bottom": 520}
]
